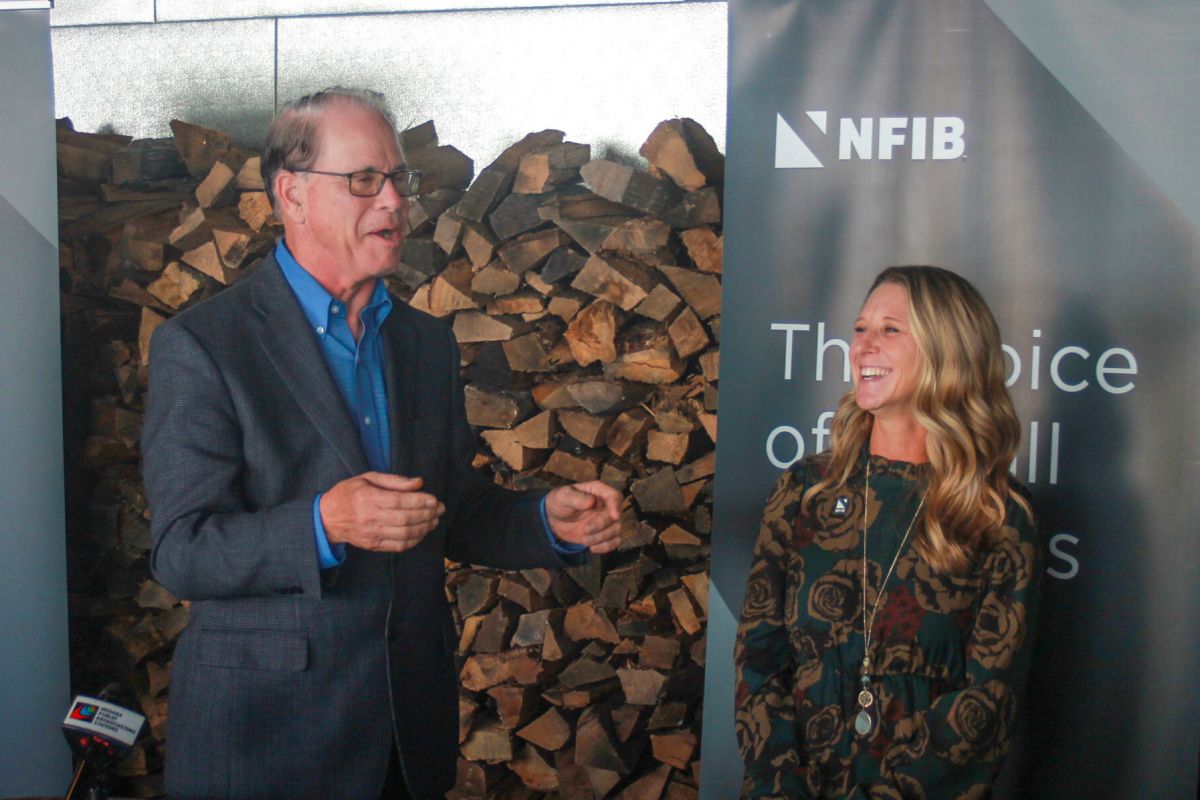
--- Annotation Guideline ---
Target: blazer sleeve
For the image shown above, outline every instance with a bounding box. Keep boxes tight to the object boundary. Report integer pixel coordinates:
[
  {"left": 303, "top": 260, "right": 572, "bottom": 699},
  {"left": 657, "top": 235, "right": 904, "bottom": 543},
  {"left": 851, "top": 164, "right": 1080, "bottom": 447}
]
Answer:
[
  {"left": 143, "top": 320, "right": 325, "bottom": 601},
  {"left": 434, "top": 323, "right": 585, "bottom": 570}
]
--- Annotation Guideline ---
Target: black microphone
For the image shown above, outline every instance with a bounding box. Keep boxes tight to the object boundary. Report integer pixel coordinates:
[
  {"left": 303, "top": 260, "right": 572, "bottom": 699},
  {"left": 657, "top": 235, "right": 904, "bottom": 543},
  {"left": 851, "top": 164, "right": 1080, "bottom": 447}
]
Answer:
[{"left": 61, "top": 684, "right": 147, "bottom": 800}]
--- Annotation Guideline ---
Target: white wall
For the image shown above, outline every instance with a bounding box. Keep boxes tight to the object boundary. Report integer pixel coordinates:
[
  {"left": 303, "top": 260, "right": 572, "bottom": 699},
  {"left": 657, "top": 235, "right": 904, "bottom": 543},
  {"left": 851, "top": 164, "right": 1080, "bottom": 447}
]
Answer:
[{"left": 50, "top": 1, "right": 728, "bottom": 169}]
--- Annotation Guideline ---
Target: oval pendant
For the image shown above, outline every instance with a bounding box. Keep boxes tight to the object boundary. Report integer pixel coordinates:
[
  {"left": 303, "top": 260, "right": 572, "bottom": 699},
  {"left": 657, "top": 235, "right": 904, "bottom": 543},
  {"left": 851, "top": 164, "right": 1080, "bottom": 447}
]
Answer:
[
  {"left": 857, "top": 689, "right": 874, "bottom": 708},
  {"left": 854, "top": 709, "right": 873, "bottom": 736}
]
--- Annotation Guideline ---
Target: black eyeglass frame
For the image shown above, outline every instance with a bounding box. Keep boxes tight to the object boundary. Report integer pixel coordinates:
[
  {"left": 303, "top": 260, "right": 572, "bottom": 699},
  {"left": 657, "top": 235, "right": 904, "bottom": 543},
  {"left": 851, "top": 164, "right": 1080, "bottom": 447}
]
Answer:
[{"left": 290, "top": 167, "right": 422, "bottom": 197}]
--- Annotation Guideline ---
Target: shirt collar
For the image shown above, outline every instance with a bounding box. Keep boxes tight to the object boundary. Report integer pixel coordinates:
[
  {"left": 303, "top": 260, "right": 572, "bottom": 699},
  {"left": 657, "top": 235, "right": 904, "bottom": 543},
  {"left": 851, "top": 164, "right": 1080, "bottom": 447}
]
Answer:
[{"left": 275, "top": 239, "right": 392, "bottom": 338}]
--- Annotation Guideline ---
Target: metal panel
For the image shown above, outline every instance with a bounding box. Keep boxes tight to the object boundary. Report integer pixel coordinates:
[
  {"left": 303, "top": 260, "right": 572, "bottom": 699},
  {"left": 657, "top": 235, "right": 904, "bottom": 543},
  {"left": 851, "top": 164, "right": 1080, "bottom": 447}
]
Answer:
[
  {"left": 277, "top": 2, "right": 726, "bottom": 170},
  {"left": 51, "top": 18, "right": 276, "bottom": 146},
  {"left": 0, "top": 9, "right": 72, "bottom": 795},
  {"left": 157, "top": 0, "right": 687, "bottom": 23},
  {"left": 50, "top": 0, "right": 154, "bottom": 27}
]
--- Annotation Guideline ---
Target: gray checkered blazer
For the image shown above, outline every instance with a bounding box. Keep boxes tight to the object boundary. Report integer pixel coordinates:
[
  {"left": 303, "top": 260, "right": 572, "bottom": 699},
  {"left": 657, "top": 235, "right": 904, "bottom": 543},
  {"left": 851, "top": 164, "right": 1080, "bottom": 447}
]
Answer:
[{"left": 143, "top": 253, "right": 573, "bottom": 799}]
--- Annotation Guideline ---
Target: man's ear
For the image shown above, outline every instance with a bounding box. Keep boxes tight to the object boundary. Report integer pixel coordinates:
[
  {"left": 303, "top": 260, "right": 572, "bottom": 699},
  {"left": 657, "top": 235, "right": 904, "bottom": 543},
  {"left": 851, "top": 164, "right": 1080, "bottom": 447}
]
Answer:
[{"left": 274, "top": 170, "right": 305, "bottom": 225}]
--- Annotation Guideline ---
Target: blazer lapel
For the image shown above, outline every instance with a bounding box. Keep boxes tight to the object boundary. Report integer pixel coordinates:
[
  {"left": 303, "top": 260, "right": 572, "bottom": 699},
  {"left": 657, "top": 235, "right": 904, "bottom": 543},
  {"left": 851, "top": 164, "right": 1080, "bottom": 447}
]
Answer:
[
  {"left": 382, "top": 309, "right": 416, "bottom": 477},
  {"left": 249, "top": 255, "right": 369, "bottom": 476}
]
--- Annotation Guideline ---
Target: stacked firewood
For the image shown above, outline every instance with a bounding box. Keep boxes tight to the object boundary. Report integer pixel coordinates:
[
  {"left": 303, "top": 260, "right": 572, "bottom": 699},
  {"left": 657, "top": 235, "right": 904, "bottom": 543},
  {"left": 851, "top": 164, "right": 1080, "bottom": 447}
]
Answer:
[{"left": 57, "top": 113, "right": 723, "bottom": 799}]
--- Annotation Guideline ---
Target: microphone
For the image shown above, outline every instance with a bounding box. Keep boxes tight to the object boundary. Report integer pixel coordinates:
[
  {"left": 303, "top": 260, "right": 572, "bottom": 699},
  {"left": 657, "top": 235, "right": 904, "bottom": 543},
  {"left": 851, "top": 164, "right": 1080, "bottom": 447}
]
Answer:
[{"left": 61, "top": 684, "right": 147, "bottom": 800}]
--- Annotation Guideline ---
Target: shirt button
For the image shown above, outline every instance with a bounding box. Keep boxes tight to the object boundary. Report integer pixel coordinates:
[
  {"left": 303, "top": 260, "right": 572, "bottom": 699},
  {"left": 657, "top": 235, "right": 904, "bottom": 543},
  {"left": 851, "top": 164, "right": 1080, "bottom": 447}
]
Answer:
[
  {"left": 364, "top": 416, "right": 372, "bottom": 426},
  {"left": 331, "top": 304, "right": 341, "bottom": 314},
  {"left": 316, "top": 326, "right": 325, "bottom": 335}
]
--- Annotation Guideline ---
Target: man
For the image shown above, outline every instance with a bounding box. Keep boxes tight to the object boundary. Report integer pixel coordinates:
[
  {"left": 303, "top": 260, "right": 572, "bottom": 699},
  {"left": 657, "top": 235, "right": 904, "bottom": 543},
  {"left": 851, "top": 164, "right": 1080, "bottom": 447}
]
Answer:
[{"left": 142, "top": 88, "right": 623, "bottom": 800}]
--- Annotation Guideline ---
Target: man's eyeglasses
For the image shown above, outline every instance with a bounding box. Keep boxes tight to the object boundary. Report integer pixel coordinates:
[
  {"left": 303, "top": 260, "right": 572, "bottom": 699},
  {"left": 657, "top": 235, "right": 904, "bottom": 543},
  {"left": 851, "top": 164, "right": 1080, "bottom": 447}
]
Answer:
[{"left": 292, "top": 168, "right": 422, "bottom": 198}]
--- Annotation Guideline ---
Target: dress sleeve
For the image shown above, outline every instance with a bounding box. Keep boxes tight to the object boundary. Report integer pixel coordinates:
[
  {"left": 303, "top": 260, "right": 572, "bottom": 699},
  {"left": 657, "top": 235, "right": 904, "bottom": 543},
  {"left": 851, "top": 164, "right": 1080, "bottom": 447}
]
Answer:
[
  {"left": 858, "top": 503, "right": 1043, "bottom": 799},
  {"left": 734, "top": 468, "right": 811, "bottom": 799}
]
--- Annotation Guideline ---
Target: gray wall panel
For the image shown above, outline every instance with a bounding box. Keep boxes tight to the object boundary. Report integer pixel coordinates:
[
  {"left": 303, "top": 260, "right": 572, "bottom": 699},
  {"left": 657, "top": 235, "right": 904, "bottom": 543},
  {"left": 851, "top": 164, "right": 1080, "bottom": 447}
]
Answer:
[
  {"left": 0, "top": 9, "right": 71, "bottom": 795},
  {"left": 276, "top": 3, "right": 726, "bottom": 168},
  {"left": 157, "top": 0, "right": 683, "bottom": 22},
  {"left": 1, "top": 9, "right": 61, "bottom": 242},
  {"left": 50, "top": 0, "right": 154, "bottom": 27},
  {"left": 51, "top": 19, "right": 277, "bottom": 146}
]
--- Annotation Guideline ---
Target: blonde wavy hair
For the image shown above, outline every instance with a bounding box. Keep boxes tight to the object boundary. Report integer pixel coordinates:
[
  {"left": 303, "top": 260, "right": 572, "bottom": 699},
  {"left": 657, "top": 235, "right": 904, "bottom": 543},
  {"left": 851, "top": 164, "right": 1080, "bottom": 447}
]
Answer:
[{"left": 804, "top": 266, "right": 1032, "bottom": 574}]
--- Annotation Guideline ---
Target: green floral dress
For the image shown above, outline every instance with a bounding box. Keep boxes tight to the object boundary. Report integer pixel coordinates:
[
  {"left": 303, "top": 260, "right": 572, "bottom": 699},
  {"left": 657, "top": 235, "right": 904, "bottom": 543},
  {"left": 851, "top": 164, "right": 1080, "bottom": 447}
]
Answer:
[{"left": 734, "top": 453, "right": 1041, "bottom": 799}]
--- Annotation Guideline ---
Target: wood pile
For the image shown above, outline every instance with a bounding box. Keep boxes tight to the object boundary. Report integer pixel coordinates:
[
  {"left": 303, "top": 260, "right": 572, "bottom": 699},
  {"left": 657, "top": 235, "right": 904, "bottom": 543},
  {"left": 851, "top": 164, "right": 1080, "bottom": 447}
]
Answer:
[{"left": 57, "top": 114, "right": 723, "bottom": 799}]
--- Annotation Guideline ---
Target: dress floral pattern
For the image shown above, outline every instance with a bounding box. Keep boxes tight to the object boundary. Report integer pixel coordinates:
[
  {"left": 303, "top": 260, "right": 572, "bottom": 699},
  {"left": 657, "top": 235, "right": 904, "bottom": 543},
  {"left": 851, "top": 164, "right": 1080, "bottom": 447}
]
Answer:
[{"left": 734, "top": 453, "right": 1041, "bottom": 799}]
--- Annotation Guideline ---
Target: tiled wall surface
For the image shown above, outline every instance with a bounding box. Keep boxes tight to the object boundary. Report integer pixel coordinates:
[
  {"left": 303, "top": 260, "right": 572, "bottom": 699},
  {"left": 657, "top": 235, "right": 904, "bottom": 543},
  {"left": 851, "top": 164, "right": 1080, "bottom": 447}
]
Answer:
[{"left": 50, "top": 0, "right": 727, "bottom": 168}]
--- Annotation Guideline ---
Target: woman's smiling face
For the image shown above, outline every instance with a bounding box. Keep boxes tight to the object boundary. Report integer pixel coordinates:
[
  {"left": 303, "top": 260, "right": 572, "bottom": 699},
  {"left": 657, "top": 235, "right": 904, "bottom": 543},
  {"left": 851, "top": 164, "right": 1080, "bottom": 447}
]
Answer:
[{"left": 850, "top": 281, "right": 923, "bottom": 419}]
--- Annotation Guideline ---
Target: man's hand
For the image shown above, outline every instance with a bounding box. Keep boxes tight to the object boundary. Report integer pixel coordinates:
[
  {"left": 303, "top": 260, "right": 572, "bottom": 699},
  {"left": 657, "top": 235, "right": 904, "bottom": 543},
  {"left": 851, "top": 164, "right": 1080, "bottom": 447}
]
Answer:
[
  {"left": 320, "top": 472, "right": 444, "bottom": 553},
  {"left": 544, "top": 481, "right": 624, "bottom": 554}
]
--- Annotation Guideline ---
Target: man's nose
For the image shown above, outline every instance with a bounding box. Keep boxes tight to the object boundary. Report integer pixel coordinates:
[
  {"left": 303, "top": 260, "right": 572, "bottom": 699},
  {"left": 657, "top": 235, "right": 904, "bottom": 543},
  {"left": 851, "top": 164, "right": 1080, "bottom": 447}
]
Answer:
[{"left": 376, "top": 176, "right": 409, "bottom": 213}]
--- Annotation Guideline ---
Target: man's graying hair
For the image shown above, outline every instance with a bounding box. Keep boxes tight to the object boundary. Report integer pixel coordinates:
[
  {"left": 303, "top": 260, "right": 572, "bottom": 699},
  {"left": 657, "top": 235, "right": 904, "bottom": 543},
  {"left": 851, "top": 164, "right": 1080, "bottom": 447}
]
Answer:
[{"left": 261, "top": 87, "right": 402, "bottom": 208}]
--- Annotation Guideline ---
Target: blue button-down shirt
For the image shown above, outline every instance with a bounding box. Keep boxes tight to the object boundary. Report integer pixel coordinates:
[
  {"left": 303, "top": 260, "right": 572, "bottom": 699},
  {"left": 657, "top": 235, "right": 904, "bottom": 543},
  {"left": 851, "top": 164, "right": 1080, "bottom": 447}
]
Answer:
[{"left": 277, "top": 240, "right": 392, "bottom": 568}]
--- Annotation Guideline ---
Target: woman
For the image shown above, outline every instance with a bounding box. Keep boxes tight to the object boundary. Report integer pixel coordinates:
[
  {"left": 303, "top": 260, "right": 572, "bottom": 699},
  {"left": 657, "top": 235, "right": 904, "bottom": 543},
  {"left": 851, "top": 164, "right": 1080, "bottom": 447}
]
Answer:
[{"left": 735, "top": 266, "right": 1041, "bottom": 799}]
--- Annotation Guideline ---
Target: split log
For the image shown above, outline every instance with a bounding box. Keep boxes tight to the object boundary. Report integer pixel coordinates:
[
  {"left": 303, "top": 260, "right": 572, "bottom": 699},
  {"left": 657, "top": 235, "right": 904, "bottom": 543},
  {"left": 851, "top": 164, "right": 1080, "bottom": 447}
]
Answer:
[
  {"left": 517, "top": 707, "right": 572, "bottom": 751},
  {"left": 457, "top": 167, "right": 514, "bottom": 224},
  {"left": 658, "top": 266, "right": 721, "bottom": 320},
  {"left": 508, "top": 744, "right": 559, "bottom": 791},
  {"left": 650, "top": 731, "right": 697, "bottom": 770},
  {"left": 544, "top": 449, "right": 603, "bottom": 483},
  {"left": 238, "top": 191, "right": 274, "bottom": 232},
  {"left": 146, "top": 262, "right": 205, "bottom": 310},
  {"left": 112, "top": 138, "right": 188, "bottom": 187},
  {"left": 515, "top": 142, "right": 591, "bottom": 194},
  {"left": 646, "top": 430, "right": 690, "bottom": 465},
  {"left": 631, "top": 467, "right": 688, "bottom": 515},
  {"left": 511, "top": 608, "right": 563, "bottom": 648},
  {"left": 480, "top": 429, "right": 545, "bottom": 471},
  {"left": 169, "top": 119, "right": 247, "bottom": 179},
  {"left": 572, "top": 256, "right": 658, "bottom": 311},
  {"left": 606, "top": 409, "right": 653, "bottom": 459},
  {"left": 498, "top": 228, "right": 568, "bottom": 274},
  {"left": 663, "top": 187, "right": 722, "bottom": 229},
  {"left": 618, "top": 668, "right": 667, "bottom": 706},
  {"left": 489, "top": 192, "right": 550, "bottom": 241},
  {"left": 429, "top": 260, "right": 479, "bottom": 317},
  {"left": 635, "top": 285, "right": 685, "bottom": 323},
  {"left": 540, "top": 247, "right": 589, "bottom": 284},
  {"left": 564, "top": 300, "right": 618, "bottom": 366},
  {"left": 564, "top": 602, "right": 620, "bottom": 644},
  {"left": 461, "top": 718, "right": 514, "bottom": 764},
  {"left": 558, "top": 410, "right": 612, "bottom": 449},
  {"left": 463, "top": 384, "right": 532, "bottom": 428},
  {"left": 194, "top": 161, "right": 237, "bottom": 209},
  {"left": 667, "top": 308, "right": 709, "bottom": 359},
  {"left": 235, "top": 156, "right": 264, "bottom": 191},
  {"left": 453, "top": 312, "right": 527, "bottom": 344},
  {"left": 639, "top": 118, "right": 725, "bottom": 191},
  {"left": 580, "top": 160, "right": 683, "bottom": 217},
  {"left": 406, "top": 144, "right": 475, "bottom": 193},
  {"left": 617, "top": 763, "right": 672, "bottom": 800},
  {"left": 667, "top": 589, "right": 702, "bottom": 636},
  {"left": 408, "top": 188, "right": 464, "bottom": 234},
  {"left": 598, "top": 217, "right": 673, "bottom": 264},
  {"left": 461, "top": 220, "right": 499, "bottom": 268},
  {"left": 471, "top": 261, "right": 521, "bottom": 296},
  {"left": 679, "top": 227, "right": 722, "bottom": 274},
  {"left": 513, "top": 410, "right": 557, "bottom": 449},
  {"left": 608, "top": 322, "right": 686, "bottom": 384}
]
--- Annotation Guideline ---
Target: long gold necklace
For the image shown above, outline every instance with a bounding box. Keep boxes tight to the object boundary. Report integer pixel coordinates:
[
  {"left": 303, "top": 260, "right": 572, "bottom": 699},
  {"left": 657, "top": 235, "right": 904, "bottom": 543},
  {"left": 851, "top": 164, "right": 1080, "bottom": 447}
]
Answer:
[{"left": 854, "top": 460, "right": 925, "bottom": 737}]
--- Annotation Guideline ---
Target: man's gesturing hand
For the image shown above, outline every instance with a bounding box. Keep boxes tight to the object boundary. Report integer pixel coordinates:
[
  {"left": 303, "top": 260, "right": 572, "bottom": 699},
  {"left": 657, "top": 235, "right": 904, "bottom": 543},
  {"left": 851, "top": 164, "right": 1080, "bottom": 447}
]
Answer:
[
  {"left": 320, "top": 472, "right": 444, "bottom": 553},
  {"left": 544, "top": 481, "right": 624, "bottom": 554}
]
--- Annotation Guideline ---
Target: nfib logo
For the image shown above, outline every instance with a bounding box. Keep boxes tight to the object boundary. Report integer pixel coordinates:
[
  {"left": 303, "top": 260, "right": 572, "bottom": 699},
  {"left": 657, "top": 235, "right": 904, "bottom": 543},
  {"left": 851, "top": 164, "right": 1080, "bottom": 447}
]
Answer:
[{"left": 775, "top": 111, "right": 965, "bottom": 168}]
